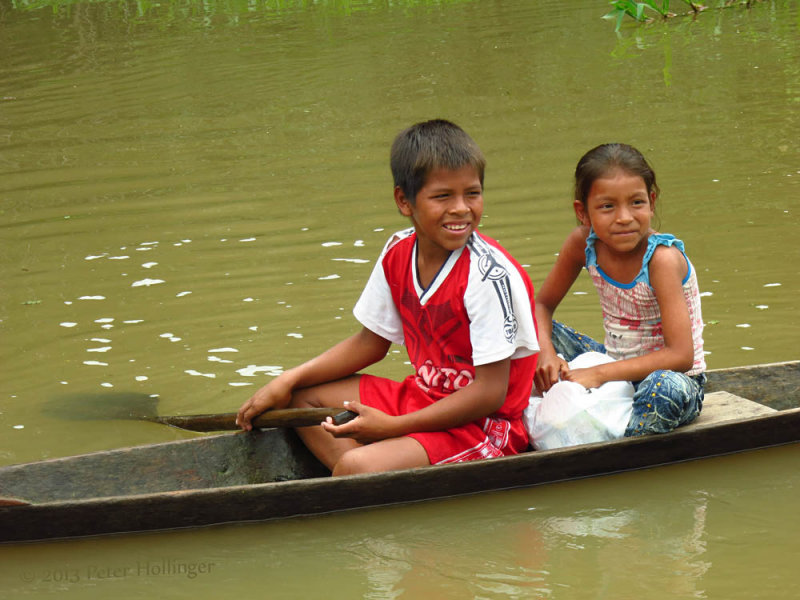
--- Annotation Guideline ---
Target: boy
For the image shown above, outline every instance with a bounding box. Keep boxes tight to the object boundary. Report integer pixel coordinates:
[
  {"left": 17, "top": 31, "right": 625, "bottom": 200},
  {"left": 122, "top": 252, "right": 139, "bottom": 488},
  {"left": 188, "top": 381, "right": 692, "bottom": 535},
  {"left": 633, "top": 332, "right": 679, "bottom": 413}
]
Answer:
[{"left": 237, "top": 119, "right": 539, "bottom": 476}]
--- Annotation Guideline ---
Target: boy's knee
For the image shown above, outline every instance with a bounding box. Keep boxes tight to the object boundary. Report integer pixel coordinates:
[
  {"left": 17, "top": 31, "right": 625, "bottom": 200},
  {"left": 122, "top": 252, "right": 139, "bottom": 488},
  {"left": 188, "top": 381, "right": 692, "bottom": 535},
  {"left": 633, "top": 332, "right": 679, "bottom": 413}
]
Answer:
[
  {"left": 289, "top": 387, "right": 318, "bottom": 409},
  {"left": 332, "top": 448, "right": 371, "bottom": 477}
]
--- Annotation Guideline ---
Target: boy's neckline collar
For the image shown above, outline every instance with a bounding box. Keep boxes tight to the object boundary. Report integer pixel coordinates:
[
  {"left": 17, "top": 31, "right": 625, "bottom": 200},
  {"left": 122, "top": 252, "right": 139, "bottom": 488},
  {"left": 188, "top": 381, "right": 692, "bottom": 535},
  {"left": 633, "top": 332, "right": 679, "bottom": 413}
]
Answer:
[{"left": 412, "top": 238, "right": 466, "bottom": 305}]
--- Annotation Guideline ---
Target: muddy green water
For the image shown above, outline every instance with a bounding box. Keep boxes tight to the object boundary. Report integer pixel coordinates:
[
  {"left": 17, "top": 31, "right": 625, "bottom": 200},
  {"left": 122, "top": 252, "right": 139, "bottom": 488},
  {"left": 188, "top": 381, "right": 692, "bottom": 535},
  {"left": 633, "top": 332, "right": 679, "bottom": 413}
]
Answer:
[{"left": 1, "top": 0, "right": 798, "bottom": 596}]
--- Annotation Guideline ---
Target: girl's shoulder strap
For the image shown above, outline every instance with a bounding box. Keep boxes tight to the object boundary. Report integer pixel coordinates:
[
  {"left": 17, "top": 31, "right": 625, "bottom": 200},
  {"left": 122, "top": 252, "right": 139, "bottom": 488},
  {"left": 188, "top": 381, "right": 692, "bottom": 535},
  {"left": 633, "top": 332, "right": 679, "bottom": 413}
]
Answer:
[
  {"left": 642, "top": 233, "right": 685, "bottom": 265},
  {"left": 642, "top": 233, "right": 690, "bottom": 286},
  {"left": 584, "top": 228, "right": 599, "bottom": 267}
]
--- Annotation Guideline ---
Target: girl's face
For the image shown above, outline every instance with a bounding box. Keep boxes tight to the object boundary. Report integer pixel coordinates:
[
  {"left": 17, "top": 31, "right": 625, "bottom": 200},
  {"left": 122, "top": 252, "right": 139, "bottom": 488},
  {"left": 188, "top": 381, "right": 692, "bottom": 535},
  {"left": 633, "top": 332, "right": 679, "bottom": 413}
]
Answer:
[{"left": 574, "top": 169, "right": 655, "bottom": 255}]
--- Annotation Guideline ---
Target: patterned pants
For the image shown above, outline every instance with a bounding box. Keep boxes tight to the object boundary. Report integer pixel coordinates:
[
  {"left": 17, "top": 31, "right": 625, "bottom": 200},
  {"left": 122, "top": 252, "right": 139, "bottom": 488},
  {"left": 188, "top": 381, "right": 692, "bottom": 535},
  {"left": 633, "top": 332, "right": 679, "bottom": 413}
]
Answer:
[{"left": 550, "top": 321, "right": 705, "bottom": 437}]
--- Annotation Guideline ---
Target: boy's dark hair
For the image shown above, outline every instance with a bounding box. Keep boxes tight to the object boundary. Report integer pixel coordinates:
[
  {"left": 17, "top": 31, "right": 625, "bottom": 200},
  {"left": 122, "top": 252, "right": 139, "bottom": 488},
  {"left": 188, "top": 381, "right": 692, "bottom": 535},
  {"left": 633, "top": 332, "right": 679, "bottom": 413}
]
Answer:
[
  {"left": 574, "top": 143, "right": 660, "bottom": 206},
  {"left": 390, "top": 119, "right": 486, "bottom": 204}
]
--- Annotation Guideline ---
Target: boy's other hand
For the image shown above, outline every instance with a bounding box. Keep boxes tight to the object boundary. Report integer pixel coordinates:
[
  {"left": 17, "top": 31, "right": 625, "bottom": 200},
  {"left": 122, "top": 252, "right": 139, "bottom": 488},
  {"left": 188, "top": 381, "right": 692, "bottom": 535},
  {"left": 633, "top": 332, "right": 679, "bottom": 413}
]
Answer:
[
  {"left": 534, "top": 353, "right": 569, "bottom": 394},
  {"left": 236, "top": 381, "right": 292, "bottom": 431},
  {"left": 321, "top": 401, "right": 396, "bottom": 445}
]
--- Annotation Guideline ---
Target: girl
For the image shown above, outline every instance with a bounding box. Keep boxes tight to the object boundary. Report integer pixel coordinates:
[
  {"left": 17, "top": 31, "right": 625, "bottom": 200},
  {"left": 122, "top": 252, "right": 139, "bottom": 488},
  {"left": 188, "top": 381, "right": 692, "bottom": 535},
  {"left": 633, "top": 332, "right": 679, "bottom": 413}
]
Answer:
[{"left": 534, "top": 143, "right": 706, "bottom": 436}]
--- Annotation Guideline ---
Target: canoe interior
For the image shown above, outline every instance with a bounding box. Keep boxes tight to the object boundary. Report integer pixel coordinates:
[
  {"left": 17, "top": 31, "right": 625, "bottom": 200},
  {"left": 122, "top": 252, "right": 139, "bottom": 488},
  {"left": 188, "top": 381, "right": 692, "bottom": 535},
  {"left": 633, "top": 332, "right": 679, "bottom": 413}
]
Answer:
[
  {"left": 0, "top": 427, "right": 329, "bottom": 504},
  {"left": 705, "top": 360, "right": 800, "bottom": 410}
]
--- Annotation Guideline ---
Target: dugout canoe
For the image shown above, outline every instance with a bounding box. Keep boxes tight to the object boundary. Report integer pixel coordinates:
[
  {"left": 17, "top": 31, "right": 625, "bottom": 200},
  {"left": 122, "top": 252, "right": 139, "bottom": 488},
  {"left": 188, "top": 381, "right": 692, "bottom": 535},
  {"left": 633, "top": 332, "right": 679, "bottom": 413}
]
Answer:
[{"left": 1, "top": 360, "right": 798, "bottom": 543}]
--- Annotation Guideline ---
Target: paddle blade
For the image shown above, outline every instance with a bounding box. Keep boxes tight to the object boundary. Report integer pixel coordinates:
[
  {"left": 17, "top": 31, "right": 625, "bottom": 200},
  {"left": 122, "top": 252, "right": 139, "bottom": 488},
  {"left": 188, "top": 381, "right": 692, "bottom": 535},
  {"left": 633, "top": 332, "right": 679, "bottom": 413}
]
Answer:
[{"left": 42, "top": 392, "right": 160, "bottom": 421}]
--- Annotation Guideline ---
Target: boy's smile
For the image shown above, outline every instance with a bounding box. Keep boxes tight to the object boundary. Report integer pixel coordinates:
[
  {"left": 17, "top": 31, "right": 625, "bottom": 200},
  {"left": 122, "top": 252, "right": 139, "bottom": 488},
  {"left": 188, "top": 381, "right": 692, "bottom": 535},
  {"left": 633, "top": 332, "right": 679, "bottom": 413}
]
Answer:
[{"left": 395, "top": 165, "right": 484, "bottom": 266}]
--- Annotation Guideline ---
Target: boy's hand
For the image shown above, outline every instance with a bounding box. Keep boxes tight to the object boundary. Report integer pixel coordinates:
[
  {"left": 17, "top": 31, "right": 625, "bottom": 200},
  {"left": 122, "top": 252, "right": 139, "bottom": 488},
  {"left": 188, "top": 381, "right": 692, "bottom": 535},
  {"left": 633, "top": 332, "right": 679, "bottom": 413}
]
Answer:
[
  {"left": 236, "top": 380, "right": 292, "bottom": 431},
  {"left": 320, "top": 401, "right": 397, "bottom": 445},
  {"left": 534, "top": 351, "right": 569, "bottom": 393}
]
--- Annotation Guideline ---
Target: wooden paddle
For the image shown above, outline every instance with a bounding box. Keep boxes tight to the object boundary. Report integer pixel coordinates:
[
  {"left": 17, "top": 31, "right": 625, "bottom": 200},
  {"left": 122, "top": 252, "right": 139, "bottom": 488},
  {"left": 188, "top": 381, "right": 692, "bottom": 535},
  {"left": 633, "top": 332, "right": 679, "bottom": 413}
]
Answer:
[
  {"left": 44, "top": 392, "right": 357, "bottom": 432},
  {"left": 147, "top": 407, "right": 358, "bottom": 432}
]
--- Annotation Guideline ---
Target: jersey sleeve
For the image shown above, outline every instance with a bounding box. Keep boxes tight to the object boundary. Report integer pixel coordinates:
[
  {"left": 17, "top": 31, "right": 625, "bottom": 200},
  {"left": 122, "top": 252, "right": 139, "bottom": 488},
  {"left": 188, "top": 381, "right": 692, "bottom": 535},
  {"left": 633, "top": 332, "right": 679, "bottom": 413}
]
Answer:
[
  {"left": 464, "top": 245, "right": 539, "bottom": 366},
  {"left": 352, "top": 233, "right": 406, "bottom": 345}
]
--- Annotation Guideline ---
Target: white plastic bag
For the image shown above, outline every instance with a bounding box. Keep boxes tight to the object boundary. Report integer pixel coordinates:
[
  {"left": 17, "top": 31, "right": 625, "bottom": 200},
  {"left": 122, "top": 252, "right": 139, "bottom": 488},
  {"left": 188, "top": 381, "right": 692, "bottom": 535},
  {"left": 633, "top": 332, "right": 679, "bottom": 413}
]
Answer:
[{"left": 524, "top": 352, "right": 634, "bottom": 450}]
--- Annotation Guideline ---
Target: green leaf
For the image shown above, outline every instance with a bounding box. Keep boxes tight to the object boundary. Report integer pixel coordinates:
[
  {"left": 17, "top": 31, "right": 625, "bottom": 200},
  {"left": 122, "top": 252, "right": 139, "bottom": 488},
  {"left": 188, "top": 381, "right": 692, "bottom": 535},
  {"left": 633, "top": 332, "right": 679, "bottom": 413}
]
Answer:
[{"left": 602, "top": 6, "right": 629, "bottom": 32}]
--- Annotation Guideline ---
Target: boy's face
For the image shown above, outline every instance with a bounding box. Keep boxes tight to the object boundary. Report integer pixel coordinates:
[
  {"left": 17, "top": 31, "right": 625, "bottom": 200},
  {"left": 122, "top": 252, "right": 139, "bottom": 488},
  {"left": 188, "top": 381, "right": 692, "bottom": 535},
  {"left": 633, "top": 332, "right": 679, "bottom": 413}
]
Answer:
[{"left": 394, "top": 165, "right": 483, "bottom": 262}]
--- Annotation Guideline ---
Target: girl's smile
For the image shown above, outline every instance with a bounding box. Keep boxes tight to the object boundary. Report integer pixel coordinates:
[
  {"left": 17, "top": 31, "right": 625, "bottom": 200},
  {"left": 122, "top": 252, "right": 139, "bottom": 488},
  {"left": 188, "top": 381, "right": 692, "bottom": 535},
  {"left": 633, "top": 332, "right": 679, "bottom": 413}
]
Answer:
[{"left": 575, "top": 170, "right": 655, "bottom": 256}]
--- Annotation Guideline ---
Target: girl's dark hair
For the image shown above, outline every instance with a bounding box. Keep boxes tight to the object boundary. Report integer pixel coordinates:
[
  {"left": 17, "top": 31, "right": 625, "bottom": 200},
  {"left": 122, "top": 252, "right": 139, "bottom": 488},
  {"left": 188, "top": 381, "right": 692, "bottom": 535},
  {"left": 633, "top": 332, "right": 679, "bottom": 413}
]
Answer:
[
  {"left": 390, "top": 119, "right": 485, "bottom": 204},
  {"left": 574, "top": 143, "right": 660, "bottom": 205}
]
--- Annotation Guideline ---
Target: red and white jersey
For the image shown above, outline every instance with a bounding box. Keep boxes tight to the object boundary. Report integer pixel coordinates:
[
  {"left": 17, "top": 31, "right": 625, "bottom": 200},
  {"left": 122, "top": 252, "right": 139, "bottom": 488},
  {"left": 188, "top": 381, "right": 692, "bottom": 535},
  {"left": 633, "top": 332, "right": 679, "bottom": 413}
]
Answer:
[{"left": 353, "top": 228, "right": 539, "bottom": 419}]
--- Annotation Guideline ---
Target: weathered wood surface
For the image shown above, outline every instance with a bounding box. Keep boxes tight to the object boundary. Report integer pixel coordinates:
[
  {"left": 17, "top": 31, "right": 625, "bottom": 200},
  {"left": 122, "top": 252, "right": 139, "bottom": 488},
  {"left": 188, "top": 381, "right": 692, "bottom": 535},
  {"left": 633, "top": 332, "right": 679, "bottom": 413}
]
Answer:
[
  {"left": 0, "top": 425, "right": 329, "bottom": 504},
  {"left": 1, "top": 393, "right": 770, "bottom": 506},
  {"left": 690, "top": 391, "right": 775, "bottom": 424},
  {"left": 705, "top": 360, "right": 800, "bottom": 410},
  {"left": 0, "top": 360, "right": 797, "bottom": 543}
]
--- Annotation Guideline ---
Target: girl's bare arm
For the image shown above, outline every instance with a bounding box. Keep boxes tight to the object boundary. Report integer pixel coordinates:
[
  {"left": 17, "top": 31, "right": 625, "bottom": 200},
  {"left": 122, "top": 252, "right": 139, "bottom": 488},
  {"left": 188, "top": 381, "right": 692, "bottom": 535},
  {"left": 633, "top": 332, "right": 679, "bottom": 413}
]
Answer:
[{"left": 533, "top": 226, "right": 588, "bottom": 392}]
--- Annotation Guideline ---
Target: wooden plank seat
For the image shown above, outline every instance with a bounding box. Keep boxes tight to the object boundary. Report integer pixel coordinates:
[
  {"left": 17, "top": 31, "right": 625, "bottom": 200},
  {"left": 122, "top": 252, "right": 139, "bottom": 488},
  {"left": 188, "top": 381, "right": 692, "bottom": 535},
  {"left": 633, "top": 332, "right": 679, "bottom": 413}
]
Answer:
[{"left": 687, "top": 391, "right": 777, "bottom": 430}]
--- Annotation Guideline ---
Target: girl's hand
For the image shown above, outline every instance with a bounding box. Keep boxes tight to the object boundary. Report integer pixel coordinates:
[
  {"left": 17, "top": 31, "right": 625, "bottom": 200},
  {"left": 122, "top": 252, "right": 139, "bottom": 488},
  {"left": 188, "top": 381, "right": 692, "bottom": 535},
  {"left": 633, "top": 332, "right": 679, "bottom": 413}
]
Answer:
[
  {"left": 534, "top": 352, "right": 569, "bottom": 393},
  {"left": 236, "top": 380, "right": 292, "bottom": 431},
  {"left": 562, "top": 367, "right": 606, "bottom": 390},
  {"left": 321, "top": 401, "right": 398, "bottom": 445}
]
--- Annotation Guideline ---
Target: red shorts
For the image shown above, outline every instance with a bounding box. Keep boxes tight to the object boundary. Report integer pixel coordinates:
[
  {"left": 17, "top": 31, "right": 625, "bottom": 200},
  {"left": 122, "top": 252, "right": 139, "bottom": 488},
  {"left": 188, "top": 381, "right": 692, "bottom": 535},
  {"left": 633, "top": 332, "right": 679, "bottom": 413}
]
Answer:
[{"left": 359, "top": 374, "right": 529, "bottom": 465}]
